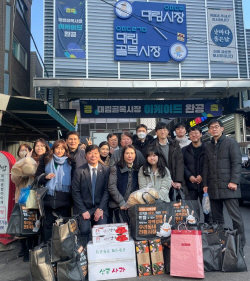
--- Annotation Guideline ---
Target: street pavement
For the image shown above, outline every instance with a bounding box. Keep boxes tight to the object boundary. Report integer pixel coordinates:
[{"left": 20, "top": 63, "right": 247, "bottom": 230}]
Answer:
[{"left": 0, "top": 202, "right": 250, "bottom": 281}]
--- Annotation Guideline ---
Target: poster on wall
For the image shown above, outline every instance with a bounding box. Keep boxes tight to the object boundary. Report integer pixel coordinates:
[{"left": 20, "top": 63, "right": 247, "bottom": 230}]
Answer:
[
  {"left": 114, "top": 1, "right": 188, "bottom": 63},
  {"left": 55, "top": 0, "right": 85, "bottom": 59},
  {"left": 207, "top": 9, "right": 237, "bottom": 63}
]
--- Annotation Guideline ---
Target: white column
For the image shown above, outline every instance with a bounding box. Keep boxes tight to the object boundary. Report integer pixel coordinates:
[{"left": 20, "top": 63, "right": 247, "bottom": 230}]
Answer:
[{"left": 234, "top": 114, "right": 241, "bottom": 143}]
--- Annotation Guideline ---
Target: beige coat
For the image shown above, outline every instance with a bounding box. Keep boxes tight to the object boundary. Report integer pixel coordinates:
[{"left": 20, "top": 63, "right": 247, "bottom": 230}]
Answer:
[{"left": 138, "top": 166, "right": 172, "bottom": 202}]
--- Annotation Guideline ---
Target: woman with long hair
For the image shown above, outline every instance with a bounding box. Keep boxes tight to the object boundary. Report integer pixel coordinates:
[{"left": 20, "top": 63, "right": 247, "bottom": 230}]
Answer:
[
  {"left": 108, "top": 144, "right": 140, "bottom": 223},
  {"left": 35, "top": 140, "right": 73, "bottom": 243},
  {"left": 138, "top": 146, "right": 172, "bottom": 202},
  {"left": 98, "top": 141, "right": 110, "bottom": 167}
]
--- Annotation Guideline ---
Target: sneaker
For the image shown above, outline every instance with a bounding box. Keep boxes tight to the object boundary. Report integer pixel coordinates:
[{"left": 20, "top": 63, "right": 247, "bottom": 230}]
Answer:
[{"left": 23, "top": 250, "right": 29, "bottom": 262}]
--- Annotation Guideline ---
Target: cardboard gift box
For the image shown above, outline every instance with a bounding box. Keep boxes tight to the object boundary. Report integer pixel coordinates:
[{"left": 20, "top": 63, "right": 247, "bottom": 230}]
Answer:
[
  {"left": 87, "top": 238, "right": 135, "bottom": 263},
  {"left": 149, "top": 239, "right": 165, "bottom": 275},
  {"left": 92, "top": 233, "right": 129, "bottom": 245},
  {"left": 88, "top": 260, "right": 137, "bottom": 281},
  {"left": 87, "top": 238, "right": 137, "bottom": 281},
  {"left": 135, "top": 240, "right": 151, "bottom": 277},
  {"left": 92, "top": 223, "right": 128, "bottom": 237}
]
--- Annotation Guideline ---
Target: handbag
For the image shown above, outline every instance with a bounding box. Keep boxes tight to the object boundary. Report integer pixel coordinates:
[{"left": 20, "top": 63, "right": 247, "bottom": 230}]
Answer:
[
  {"left": 57, "top": 239, "right": 88, "bottom": 281},
  {"left": 170, "top": 222, "right": 204, "bottom": 278},
  {"left": 129, "top": 192, "right": 174, "bottom": 241},
  {"left": 170, "top": 188, "right": 201, "bottom": 224},
  {"left": 51, "top": 214, "right": 79, "bottom": 263},
  {"left": 6, "top": 203, "right": 41, "bottom": 237},
  {"left": 30, "top": 243, "right": 56, "bottom": 281},
  {"left": 201, "top": 223, "right": 222, "bottom": 272},
  {"left": 219, "top": 229, "right": 247, "bottom": 272}
]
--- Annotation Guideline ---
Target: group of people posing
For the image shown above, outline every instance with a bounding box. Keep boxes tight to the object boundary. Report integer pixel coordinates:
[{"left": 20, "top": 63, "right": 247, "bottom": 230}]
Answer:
[{"left": 12, "top": 119, "right": 246, "bottom": 261}]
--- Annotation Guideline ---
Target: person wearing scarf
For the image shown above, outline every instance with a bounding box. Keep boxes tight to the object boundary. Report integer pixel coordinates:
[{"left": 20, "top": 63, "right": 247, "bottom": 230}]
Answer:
[
  {"left": 35, "top": 140, "right": 73, "bottom": 243},
  {"left": 108, "top": 145, "right": 140, "bottom": 223}
]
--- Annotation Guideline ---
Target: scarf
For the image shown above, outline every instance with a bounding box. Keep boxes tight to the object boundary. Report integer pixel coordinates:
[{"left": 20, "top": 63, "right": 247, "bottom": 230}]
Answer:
[{"left": 45, "top": 154, "right": 71, "bottom": 196}]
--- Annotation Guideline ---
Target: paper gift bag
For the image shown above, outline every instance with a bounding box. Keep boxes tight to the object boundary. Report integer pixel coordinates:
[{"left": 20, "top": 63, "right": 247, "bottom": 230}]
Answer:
[
  {"left": 149, "top": 239, "right": 165, "bottom": 275},
  {"left": 135, "top": 240, "right": 151, "bottom": 276},
  {"left": 30, "top": 243, "right": 56, "bottom": 281},
  {"left": 170, "top": 229, "right": 204, "bottom": 278}
]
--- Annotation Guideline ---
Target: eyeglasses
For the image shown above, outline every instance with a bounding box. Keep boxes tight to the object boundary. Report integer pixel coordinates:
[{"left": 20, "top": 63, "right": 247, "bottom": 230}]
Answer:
[{"left": 209, "top": 125, "right": 220, "bottom": 130}]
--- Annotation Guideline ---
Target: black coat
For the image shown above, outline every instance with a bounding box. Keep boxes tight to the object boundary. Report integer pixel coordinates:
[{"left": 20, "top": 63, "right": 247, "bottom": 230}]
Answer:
[
  {"left": 182, "top": 143, "right": 206, "bottom": 193},
  {"left": 35, "top": 154, "right": 72, "bottom": 209},
  {"left": 69, "top": 147, "right": 87, "bottom": 169},
  {"left": 132, "top": 134, "right": 154, "bottom": 158},
  {"left": 71, "top": 163, "right": 110, "bottom": 216},
  {"left": 203, "top": 134, "right": 242, "bottom": 199}
]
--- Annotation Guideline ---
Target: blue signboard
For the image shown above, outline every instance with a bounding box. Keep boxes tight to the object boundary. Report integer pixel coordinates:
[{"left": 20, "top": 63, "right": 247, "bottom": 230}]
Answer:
[
  {"left": 114, "top": 1, "right": 188, "bottom": 62},
  {"left": 80, "top": 100, "right": 223, "bottom": 119},
  {"left": 55, "top": 0, "right": 85, "bottom": 59}
]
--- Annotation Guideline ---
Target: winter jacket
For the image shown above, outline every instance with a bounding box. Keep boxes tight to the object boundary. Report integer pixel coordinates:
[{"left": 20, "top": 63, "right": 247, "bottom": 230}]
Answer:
[
  {"left": 132, "top": 134, "right": 154, "bottom": 158},
  {"left": 69, "top": 146, "right": 86, "bottom": 170},
  {"left": 109, "top": 147, "right": 145, "bottom": 168},
  {"left": 149, "top": 138, "right": 184, "bottom": 183},
  {"left": 108, "top": 164, "right": 139, "bottom": 208},
  {"left": 35, "top": 154, "right": 72, "bottom": 209},
  {"left": 203, "top": 134, "right": 242, "bottom": 199},
  {"left": 175, "top": 136, "right": 191, "bottom": 148},
  {"left": 182, "top": 143, "right": 206, "bottom": 193},
  {"left": 138, "top": 166, "right": 172, "bottom": 202}
]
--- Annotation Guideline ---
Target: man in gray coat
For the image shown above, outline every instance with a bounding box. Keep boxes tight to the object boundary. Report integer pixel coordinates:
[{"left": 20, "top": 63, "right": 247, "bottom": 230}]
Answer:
[{"left": 203, "top": 119, "right": 246, "bottom": 248}]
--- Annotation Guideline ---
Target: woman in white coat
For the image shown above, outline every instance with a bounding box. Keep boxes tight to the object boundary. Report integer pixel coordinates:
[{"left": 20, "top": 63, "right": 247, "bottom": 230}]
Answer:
[{"left": 138, "top": 146, "right": 172, "bottom": 202}]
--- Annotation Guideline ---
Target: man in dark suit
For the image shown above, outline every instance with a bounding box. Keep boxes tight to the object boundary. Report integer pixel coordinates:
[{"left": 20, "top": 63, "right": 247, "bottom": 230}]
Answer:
[{"left": 72, "top": 144, "right": 109, "bottom": 240}]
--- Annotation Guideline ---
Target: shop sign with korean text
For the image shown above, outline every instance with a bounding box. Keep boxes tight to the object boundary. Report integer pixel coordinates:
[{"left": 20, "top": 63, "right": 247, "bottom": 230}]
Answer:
[
  {"left": 114, "top": 1, "right": 188, "bottom": 62},
  {"left": 55, "top": 0, "right": 85, "bottom": 59},
  {"left": 80, "top": 100, "right": 223, "bottom": 118},
  {"left": 207, "top": 9, "right": 237, "bottom": 63}
]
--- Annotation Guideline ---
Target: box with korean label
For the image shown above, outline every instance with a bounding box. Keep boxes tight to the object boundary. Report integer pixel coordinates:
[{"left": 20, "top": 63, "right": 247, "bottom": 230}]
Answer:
[
  {"left": 149, "top": 239, "right": 165, "bottom": 275},
  {"left": 92, "top": 223, "right": 128, "bottom": 237},
  {"left": 88, "top": 259, "right": 137, "bottom": 281},
  {"left": 135, "top": 240, "right": 151, "bottom": 277},
  {"left": 92, "top": 233, "right": 129, "bottom": 245},
  {"left": 87, "top": 238, "right": 135, "bottom": 263}
]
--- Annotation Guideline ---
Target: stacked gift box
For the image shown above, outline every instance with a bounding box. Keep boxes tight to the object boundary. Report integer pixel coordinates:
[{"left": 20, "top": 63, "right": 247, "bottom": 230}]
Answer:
[{"left": 87, "top": 223, "right": 137, "bottom": 281}]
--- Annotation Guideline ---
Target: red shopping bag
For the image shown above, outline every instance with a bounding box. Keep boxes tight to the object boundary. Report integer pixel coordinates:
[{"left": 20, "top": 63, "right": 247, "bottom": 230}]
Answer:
[{"left": 170, "top": 229, "right": 204, "bottom": 278}]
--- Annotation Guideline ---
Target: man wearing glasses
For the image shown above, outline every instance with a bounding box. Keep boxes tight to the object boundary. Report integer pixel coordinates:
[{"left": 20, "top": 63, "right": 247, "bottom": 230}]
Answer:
[{"left": 203, "top": 119, "right": 245, "bottom": 250}]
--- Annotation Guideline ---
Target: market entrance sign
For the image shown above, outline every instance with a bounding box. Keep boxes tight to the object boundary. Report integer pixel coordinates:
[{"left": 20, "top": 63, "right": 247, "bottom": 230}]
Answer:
[
  {"left": 114, "top": 1, "right": 188, "bottom": 62},
  {"left": 80, "top": 100, "right": 223, "bottom": 119}
]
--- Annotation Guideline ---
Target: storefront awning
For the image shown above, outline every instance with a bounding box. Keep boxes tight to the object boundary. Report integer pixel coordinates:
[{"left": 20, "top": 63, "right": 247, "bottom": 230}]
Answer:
[
  {"left": 33, "top": 78, "right": 250, "bottom": 99},
  {"left": 0, "top": 94, "right": 75, "bottom": 142}
]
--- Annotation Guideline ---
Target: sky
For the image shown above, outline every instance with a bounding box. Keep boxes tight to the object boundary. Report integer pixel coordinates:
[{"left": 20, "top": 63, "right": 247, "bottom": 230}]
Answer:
[{"left": 31, "top": 0, "right": 250, "bottom": 60}]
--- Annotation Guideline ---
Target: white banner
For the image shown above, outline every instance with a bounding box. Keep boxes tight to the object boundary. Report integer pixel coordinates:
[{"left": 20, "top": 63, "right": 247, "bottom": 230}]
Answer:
[{"left": 207, "top": 9, "right": 237, "bottom": 63}]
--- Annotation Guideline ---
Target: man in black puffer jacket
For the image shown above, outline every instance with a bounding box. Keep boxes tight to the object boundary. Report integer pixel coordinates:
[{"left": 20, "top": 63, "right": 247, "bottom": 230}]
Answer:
[
  {"left": 203, "top": 119, "right": 245, "bottom": 248},
  {"left": 182, "top": 126, "right": 209, "bottom": 222},
  {"left": 132, "top": 124, "right": 154, "bottom": 158}
]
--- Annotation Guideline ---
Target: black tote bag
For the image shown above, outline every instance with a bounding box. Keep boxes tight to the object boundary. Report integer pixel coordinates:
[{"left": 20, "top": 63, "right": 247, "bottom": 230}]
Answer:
[
  {"left": 220, "top": 229, "right": 247, "bottom": 272},
  {"left": 129, "top": 193, "right": 174, "bottom": 241},
  {"left": 30, "top": 243, "right": 56, "bottom": 281},
  {"left": 170, "top": 188, "right": 201, "bottom": 224},
  {"left": 6, "top": 203, "right": 41, "bottom": 237},
  {"left": 201, "top": 223, "right": 222, "bottom": 272},
  {"left": 51, "top": 215, "right": 78, "bottom": 263},
  {"left": 57, "top": 241, "right": 88, "bottom": 281}
]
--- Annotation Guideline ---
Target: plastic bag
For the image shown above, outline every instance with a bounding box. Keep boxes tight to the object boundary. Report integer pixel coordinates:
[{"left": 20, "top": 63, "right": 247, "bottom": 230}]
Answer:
[
  {"left": 202, "top": 193, "right": 210, "bottom": 214},
  {"left": 18, "top": 186, "right": 31, "bottom": 204},
  {"left": 125, "top": 186, "right": 159, "bottom": 208}
]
